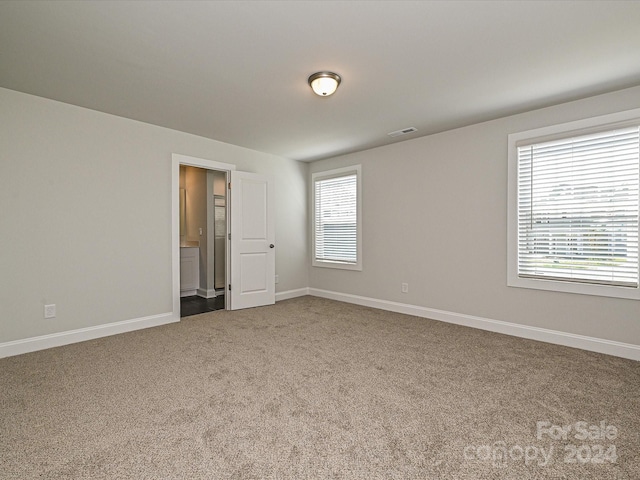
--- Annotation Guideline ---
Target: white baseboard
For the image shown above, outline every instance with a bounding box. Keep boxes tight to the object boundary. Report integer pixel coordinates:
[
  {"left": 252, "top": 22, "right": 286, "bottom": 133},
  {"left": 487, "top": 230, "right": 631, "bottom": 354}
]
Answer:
[
  {"left": 5, "top": 288, "right": 637, "bottom": 361},
  {"left": 276, "top": 287, "right": 310, "bottom": 302},
  {"left": 197, "top": 288, "right": 216, "bottom": 299},
  {"left": 308, "top": 288, "right": 640, "bottom": 361},
  {"left": 0, "top": 312, "right": 178, "bottom": 359},
  {"left": 180, "top": 289, "right": 197, "bottom": 298},
  {"left": 2, "top": 288, "right": 306, "bottom": 359}
]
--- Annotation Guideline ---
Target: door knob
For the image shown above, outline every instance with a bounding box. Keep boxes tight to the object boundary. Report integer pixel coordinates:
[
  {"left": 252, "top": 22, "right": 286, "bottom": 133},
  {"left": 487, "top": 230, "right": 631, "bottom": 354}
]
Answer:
[{"left": 269, "top": 244, "right": 275, "bottom": 248}]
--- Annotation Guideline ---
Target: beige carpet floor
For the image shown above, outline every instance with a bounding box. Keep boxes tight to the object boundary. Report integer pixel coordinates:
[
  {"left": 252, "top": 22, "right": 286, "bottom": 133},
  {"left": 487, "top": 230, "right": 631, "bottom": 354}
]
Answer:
[{"left": 1, "top": 296, "right": 638, "bottom": 479}]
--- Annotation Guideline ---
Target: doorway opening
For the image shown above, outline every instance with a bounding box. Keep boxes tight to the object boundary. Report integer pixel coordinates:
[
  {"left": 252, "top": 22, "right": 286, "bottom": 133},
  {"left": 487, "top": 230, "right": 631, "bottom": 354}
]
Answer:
[
  {"left": 179, "top": 165, "right": 228, "bottom": 317},
  {"left": 172, "top": 152, "right": 236, "bottom": 318},
  {"left": 172, "top": 153, "right": 275, "bottom": 318}
]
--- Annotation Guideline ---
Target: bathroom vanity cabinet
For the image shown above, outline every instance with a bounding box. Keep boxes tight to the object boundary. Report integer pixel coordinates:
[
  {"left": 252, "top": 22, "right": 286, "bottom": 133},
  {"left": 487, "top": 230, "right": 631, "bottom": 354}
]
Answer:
[{"left": 180, "top": 247, "right": 199, "bottom": 297}]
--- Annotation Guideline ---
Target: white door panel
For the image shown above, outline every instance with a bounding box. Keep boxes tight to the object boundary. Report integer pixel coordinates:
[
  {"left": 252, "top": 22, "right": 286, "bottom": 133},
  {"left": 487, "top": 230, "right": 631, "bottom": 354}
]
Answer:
[
  {"left": 240, "top": 253, "right": 268, "bottom": 292},
  {"left": 241, "top": 180, "right": 268, "bottom": 239},
  {"left": 230, "top": 171, "right": 275, "bottom": 310}
]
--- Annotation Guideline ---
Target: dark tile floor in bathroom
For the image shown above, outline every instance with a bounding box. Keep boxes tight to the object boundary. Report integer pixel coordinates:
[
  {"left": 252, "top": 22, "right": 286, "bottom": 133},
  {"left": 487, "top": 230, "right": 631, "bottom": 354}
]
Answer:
[{"left": 180, "top": 295, "right": 225, "bottom": 317}]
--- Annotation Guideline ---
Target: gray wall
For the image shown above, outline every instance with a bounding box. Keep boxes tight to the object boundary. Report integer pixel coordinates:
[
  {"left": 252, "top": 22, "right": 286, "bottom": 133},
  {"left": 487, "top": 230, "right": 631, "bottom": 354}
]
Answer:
[
  {"left": 3, "top": 84, "right": 638, "bottom": 349},
  {"left": 309, "top": 85, "right": 640, "bottom": 346},
  {"left": 0, "top": 88, "right": 308, "bottom": 343}
]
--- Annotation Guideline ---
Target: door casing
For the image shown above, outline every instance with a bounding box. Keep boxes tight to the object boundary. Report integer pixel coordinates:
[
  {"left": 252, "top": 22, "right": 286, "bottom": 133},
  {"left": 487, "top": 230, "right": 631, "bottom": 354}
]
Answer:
[{"left": 172, "top": 154, "right": 235, "bottom": 319}]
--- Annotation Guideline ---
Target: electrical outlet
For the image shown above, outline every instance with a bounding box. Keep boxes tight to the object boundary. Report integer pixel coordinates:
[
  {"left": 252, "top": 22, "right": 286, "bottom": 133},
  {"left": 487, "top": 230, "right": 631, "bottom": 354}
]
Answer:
[
  {"left": 401, "top": 283, "right": 409, "bottom": 294},
  {"left": 275, "top": 275, "right": 279, "bottom": 284},
  {"left": 44, "top": 304, "right": 56, "bottom": 319}
]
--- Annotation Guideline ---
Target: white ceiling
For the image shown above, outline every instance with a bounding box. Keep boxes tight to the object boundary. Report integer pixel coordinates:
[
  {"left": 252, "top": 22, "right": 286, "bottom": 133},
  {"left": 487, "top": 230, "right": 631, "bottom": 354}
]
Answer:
[{"left": 2, "top": 1, "right": 640, "bottom": 162}]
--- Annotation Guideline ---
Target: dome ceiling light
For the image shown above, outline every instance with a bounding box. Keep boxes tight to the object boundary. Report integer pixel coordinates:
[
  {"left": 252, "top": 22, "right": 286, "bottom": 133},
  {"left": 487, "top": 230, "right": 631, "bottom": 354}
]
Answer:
[{"left": 308, "top": 71, "right": 341, "bottom": 97}]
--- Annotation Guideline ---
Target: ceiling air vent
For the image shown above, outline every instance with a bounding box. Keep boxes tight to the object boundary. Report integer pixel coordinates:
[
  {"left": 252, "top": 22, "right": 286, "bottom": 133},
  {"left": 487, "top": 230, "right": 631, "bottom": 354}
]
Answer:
[{"left": 387, "top": 127, "right": 417, "bottom": 138}]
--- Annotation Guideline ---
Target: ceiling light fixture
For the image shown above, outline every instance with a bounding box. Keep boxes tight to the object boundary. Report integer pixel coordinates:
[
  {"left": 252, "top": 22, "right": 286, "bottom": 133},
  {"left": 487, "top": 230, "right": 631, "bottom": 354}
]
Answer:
[{"left": 308, "top": 71, "right": 341, "bottom": 97}]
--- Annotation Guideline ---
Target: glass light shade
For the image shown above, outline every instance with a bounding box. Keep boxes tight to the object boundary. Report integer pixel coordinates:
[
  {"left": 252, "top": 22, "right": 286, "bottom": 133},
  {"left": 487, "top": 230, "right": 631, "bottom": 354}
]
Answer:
[{"left": 308, "top": 72, "right": 341, "bottom": 96}]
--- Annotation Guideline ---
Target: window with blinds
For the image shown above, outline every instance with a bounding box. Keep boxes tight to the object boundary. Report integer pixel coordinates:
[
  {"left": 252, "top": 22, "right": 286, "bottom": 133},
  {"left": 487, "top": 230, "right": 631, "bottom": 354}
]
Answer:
[
  {"left": 509, "top": 111, "right": 640, "bottom": 299},
  {"left": 312, "top": 165, "right": 362, "bottom": 270}
]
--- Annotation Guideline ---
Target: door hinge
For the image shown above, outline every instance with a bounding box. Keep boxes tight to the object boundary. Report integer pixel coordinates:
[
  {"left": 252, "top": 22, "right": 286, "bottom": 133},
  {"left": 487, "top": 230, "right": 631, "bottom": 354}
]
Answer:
[
  {"left": 228, "top": 233, "right": 231, "bottom": 240},
  {"left": 228, "top": 182, "right": 231, "bottom": 190},
  {"left": 228, "top": 284, "right": 231, "bottom": 291}
]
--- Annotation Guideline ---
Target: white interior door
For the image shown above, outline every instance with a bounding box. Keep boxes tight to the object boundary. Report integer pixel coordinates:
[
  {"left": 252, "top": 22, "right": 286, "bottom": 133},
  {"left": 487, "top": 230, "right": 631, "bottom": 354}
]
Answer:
[{"left": 229, "top": 171, "right": 275, "bottom": 310}]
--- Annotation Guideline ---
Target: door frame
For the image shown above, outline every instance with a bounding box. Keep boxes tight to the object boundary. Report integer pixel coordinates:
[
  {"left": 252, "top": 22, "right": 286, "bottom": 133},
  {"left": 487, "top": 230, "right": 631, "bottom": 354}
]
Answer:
[{"left": 171, "top": 154, "right": 236, "bottom": 319}]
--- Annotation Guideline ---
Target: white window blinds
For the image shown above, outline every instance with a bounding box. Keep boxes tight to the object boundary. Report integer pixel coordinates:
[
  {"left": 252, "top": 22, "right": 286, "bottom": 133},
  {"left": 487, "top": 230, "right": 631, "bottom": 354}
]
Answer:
[
  {"left": 517, "top": 126, "right": 640, "bottom": 287},
  {"left": 314, "top": 172, "right": 358, "bottom": 265}
]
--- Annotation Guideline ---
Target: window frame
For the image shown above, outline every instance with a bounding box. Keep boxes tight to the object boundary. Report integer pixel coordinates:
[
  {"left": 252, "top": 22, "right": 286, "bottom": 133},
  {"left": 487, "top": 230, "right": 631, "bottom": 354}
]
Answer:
[
  {"left": 312, "top": 165, "right": 362, "bottom": 271},
  {"left": 507, "top": 108, "right": 640, "bottom": 300}
]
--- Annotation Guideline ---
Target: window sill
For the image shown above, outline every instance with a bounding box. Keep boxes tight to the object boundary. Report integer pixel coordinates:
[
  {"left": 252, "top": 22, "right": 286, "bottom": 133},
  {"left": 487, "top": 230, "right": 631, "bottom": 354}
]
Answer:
[
  {"left": 508, "top": 275, "right": 640, "bottom": 300},
  {"left": 312, "top": 259, "right": 362, "bottom": 271}
]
